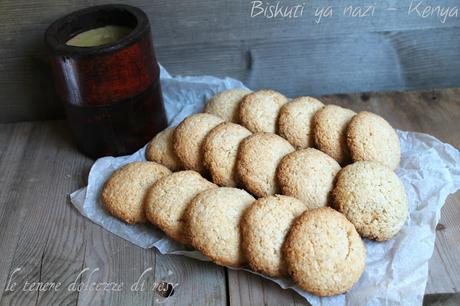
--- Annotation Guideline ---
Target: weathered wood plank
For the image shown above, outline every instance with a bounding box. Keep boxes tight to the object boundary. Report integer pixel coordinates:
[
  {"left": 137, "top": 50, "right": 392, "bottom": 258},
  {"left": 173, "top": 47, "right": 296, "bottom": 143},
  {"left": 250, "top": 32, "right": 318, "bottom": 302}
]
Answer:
[
  {"left": 76, "top": 224, "right": 157, "bottom": 305},
  {"left": 1, "top": 0, "right": 460, "bottom": 122},
  {"left": 0, "top": 121, "right": 90, "bottom": 306},
  {"left": 427, "top": 194, "right": 460, "bottom": 294},
  {"left": 153, "top": 253, "right": 226, "bottom": 306},
  {"left": 2, "top": 0, "right": 459, "bottom": 51},
  {"left": 227, "top": 270, "right": 308, "bottom": 306},
  {"left": 0, "top": 120, "right": 228, "bottom": 305},
  {"left": 0, "top": 87, "right": 459, "bottom": 305},
  {"left": 3, "top": 27, "right": 460, "bottom": 123},
  {"left": 0, "top": 123, "right": 35, "bottom": 300}
]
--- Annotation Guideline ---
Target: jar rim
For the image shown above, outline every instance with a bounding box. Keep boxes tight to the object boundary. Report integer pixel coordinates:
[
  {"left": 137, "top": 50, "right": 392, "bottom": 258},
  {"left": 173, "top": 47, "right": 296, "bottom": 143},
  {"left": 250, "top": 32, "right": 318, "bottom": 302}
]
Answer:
[{"left": 44, "top": 4, "right": 149, "bottom": 56}]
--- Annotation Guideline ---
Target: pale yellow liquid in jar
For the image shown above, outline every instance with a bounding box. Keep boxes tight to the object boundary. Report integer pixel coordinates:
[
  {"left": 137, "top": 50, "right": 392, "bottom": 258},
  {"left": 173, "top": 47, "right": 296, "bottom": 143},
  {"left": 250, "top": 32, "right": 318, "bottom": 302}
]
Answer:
[{"left": 66, "top": 25, "right": 132, "bottom": 47}]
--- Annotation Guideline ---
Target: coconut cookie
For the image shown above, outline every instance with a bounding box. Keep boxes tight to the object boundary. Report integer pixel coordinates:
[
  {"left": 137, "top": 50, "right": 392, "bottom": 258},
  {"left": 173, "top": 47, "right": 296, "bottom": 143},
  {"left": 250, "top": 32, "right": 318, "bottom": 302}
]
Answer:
[
  {"left": 241, "top": 195, "right": 307, "bottom": 277},
  {"left": 205, "top": 88, "right": 251, "bottom": 122},
  {"left": 185, "top": 187, "right": 255, "bottom": 266},
  {"left": 283, "top": 207, "right": 366, "bottom": 296},
  {"left": 203, "top": 122, "right": 252, "bottom": 187},
  {"left": 347, "top": 111, "right": 401, "bottom": 170},
  {"left": 278, "top": 97, "right": 324, "bottom": 149},
  {"left": 313, "top": 105, "right": 356, "bottom": 165},
  {"left": 237, "top": 133, "right": 295, "bottom": 197},
  {"left": 173, "top": 113, "right": 224, "bottom": 173},
  {"left": 277, "top": 148, "right": 341, "bottom": 209},
  {"left": 145, "top": 171, "right": 217, "bottom": 244},
  {"left": 146, "top": 127, "right": 182, "bottom": 171},
  {"left": 101, "top": 162, "right": 171, "bottom": 224},
  {"left": 238, "top": 89, "right": 288, "bottom": 133},
  {"left": 333, "top": 161, "right": 408, "bottom": 241}
]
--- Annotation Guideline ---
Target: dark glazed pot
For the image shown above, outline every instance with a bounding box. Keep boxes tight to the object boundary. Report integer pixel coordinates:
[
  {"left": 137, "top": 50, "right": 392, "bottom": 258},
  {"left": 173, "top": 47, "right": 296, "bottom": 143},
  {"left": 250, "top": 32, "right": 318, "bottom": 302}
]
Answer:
[{"left": 45, "top": 4, "right": 167, "bottom": 158}]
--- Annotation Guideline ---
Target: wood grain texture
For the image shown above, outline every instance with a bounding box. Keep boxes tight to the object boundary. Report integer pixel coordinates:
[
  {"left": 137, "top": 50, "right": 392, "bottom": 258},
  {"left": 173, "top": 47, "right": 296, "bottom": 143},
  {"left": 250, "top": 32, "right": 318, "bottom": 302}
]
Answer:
[
  {"left": 0, "top": 121, "right": 227, "bottom": 306},
  {"left": 0, "top": 122, "right": 91, "bottom": 306},
  {"left": 0, "top": 89, "right": 459, "bottom": 305},
  {"left": 228, "top": 270, "right": 308, "bottom": 306},
  {"left": 153, "top": 253, "right": 226, "bottom": 306},
  {"left": 1, "top": 0, "right": 460, "bottom": 122}
]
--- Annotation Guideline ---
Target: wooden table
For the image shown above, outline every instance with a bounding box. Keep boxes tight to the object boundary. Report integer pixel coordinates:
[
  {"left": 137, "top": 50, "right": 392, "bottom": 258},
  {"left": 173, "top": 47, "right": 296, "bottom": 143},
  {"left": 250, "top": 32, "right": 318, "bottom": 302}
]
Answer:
[{"left": 0, "top": 89, "right": 459, "bottom": 305}]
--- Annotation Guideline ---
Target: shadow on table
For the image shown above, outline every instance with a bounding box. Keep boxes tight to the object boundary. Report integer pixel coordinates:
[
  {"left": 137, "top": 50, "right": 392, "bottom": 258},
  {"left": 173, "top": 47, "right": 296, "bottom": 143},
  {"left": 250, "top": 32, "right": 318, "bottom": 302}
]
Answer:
[{"left": 424, "top": 292, "right": 460, "bottom": 306}]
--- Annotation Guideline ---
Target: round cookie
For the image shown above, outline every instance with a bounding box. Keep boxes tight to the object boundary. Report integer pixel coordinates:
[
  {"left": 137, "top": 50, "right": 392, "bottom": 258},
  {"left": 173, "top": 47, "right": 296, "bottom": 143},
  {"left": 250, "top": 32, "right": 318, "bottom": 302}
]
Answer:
[
  {"left": 332, "top": 161, "right": 408, "bottom": 241},
  {"left": 185, "top": 187, "right": 255, "bottom": 266},
  {"left": 277, "top": 148, "right": 341, "bottom": 209},
  {"left": 203, "top": 122, "right": 252, "bottom": 187},
  {"left": 313, "top": 105, "right": 356, "bottom": 165},
  {"left": 283, "top": 207, "right": 366, "bottom": 296},
  {"left": 173, "top": 113, "right": 224, "bottom": 173},
  {"left": 238, "top": 89, "right": 288, "bottom": 133},
  {"left": 205, "top": 88, "right": 251, "bottom": 122},
  {"left": 347, "top": 111, "right": 401, "bottom": 170},
  {"left": 237, "top": 133, "right": 295, "bottom": 197},
  {"left": 101, "top": 162, "right": 171, "bottom": 224},
  {"left": 278, "top": 97, "right": 324, "bottom": 149},
  {"left": 241, "top": 195, "right": 308, "bottom": 277},
  {"left": 146, "top": 127, "right": 182, "bottom": 171},
  {"left": 145, "top": 171, "right": 217, "bottom": 244}
]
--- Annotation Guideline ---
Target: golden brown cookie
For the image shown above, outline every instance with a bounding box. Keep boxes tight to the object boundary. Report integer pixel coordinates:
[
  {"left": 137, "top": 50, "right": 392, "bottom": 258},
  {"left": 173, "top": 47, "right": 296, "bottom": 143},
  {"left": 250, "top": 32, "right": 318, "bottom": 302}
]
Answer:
[
  {"left": 278, "top": 97, "right": 324, "bottom": 149},
  {"left": 203, "top": 122, "right": 252, "bottom": 187},
  {"left": 145, "top": 171, "right": 217, "bottom": 244},
  {"left": 313, "top": 105, "right": 356, "bottom": 165},
  {"left": 205, "top": 88, "right": 251, "bottom": 122},
  {"left": 101, "top": 162, "right": 171, "bottom": 224},
  {"left": 173, "top": 113, "right": 224, "bottom": 173},
  {"left": 185, "top": 187, "right": 255, "bottom": 266},
  {"left": 277, "top": 148, "right": 341, "bottom": 209},
  {"left": 332, "top": 161, "right": 408, "bottom": 241},
  {"left": 283, "top": 207, "right": 366, "bottom": 296},
  {"left": 347, "top": 111, "right": 401, "bottom": 170},
  {"left": 237, "top": 133, "right": 295, "bottom": 197},
  {"left": 241, "top": 195, "right": 307, "bottom": 277},
  {"left": 238, "top": 89, "right": 288, "bottom": 133},
  {"left": 145, "top": 127, "right": 182, "bottom": 171}
]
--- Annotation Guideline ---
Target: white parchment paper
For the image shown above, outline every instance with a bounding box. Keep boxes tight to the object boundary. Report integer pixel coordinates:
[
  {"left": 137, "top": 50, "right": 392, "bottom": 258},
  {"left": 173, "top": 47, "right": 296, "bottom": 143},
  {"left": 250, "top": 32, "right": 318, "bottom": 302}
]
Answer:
[{"left": 70, "top": 65, "right": 460, "bottom": 306}]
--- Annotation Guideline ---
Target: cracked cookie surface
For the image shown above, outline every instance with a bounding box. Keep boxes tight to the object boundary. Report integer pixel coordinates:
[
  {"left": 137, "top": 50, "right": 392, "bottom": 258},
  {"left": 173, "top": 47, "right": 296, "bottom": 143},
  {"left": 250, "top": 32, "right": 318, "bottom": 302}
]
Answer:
[
  {"left": 205, "top": 88, "right": 251, "bottom": 122},
  {"left": 173, "top": 113, "right": 224, "bottom": 173},
  {"left": 347, "top": 111, "right": 401, "bottom": 170},
  {"left": 146, "top": 127, "right": 182, "bottom": 171},
  {"left": 203, "top": 122, "right": 252, "bottom": 187},
  {"left": 332, "top": 161, "right": 408, "bottom": 241},
  {"left": 237, "top": 133, "right": 295, "bottom": 197},
  {"left": 283, "top": 207, "right": 366, "bottom": 296},
  {"left": 313, "top": 105, "right": 356, "bottom": 165},
  {"left": 145, "top": 170, "right": 217, "bottom": 244},
  {"left": 101, "top": 162, "right": 171, "bottom": 224},
  {"left": 241, "top": 195, "right": 307, "bottom": 277},
  {"left": 185, "top": 187, "right": 255, "bottom": 266},
  {"left": 278, "top": 97, "right": 324, "bottom": 149},
  {"left": 239, "top": 89, "right": 288, "bottom": 133}
]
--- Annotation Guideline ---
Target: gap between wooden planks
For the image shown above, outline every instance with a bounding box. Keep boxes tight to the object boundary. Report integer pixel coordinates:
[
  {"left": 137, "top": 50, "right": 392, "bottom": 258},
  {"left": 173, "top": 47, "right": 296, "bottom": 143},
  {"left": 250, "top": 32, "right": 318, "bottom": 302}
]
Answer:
[{"left": 0, "top": 88, "right": 459, "bottom": 305}]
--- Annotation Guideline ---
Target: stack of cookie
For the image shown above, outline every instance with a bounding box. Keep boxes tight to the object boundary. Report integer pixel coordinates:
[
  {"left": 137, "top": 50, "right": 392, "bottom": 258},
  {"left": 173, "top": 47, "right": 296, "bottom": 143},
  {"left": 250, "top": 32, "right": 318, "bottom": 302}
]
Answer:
[{"left": 101, "top": 88, "right": 408, "bottom": 297}]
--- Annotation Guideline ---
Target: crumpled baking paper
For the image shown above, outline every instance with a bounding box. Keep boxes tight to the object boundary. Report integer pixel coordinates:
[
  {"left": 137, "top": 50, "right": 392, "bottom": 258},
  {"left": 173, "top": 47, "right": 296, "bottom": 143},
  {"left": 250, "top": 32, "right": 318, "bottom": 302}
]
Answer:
[{"left": 70, "top": 65, "right": 460, "bottom": 306}]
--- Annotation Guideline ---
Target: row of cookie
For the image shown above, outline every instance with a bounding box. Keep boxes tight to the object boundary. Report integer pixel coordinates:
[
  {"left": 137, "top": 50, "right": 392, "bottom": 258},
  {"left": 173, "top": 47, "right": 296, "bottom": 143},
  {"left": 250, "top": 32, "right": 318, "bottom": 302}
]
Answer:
[
  {"left": 204, "top": 88, "right": 400, "bottom": 169},
  {"left": 101, "top": 163, "right": 366, "bottom": 296},
  {"left": 147, "top": 116, "right": 293, "bottom": 195},
  {"left": 134, "top": 125, "right": 408, "bottom": 241},
  {"left": 146, "top": 113, "right": 403, "bottom": 214},
  {"left": 146, "top": 111, "right": 407, "bottom": 241},
  {"left": 147, "top": 90, "right": 400, "bottom": 191},
  {"left": 145, "top": 108, "right": 407, "bottom": 241},
  {"left": 146, "top": 91, "right": 407, "bottom": 237}
]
